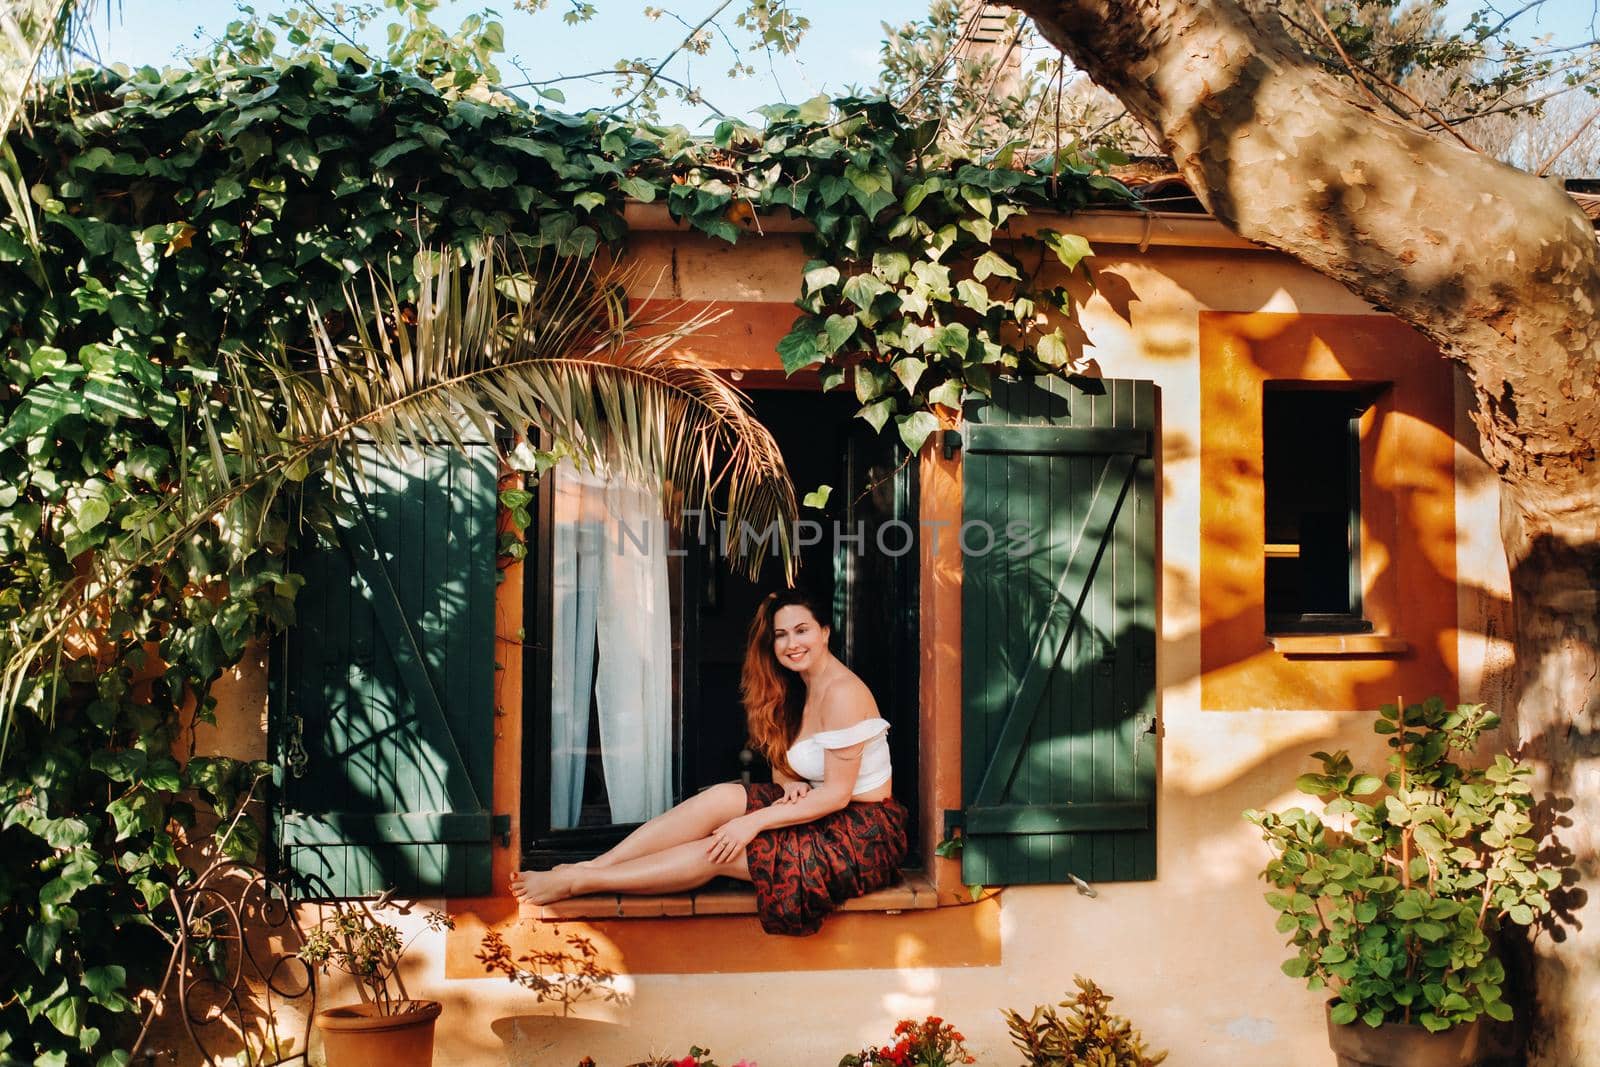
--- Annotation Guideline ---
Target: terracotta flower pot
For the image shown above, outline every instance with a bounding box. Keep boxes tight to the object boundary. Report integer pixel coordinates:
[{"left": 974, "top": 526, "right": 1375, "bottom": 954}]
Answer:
[
  {"left": 315, "top": 999, "right": 442, "bottom": 1067},
  {"left": 1325, "top": 1001, "right": 1483, "bottom": 1067}
]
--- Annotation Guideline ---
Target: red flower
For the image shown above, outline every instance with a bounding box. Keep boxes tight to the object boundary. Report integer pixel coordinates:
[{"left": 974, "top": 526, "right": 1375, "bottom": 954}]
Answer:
[{"left": 674, "top": 1058, "right": 698, "bottom": 1067}]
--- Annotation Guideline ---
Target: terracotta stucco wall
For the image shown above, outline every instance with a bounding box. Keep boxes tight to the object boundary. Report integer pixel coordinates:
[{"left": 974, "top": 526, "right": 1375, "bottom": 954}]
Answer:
[{"left": 204, "top": 214, "right": 1512, "bottom": 1067}]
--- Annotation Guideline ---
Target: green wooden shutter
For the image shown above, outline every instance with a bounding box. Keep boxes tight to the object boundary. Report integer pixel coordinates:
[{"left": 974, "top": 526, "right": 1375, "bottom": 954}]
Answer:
[
  {"left": 271, "top": 444, "right": 503, "bottom": 898},
  {"left": 959, "top": 377, "right": 1157, "bottom": 886}
]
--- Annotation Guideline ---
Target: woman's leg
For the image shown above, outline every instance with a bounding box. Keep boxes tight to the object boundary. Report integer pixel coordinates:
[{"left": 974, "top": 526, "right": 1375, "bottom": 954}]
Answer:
[
  {"left": 578, "top": 782, "right": 748, "bottom": 868},
  {"left": 511, "top": 838, "right": 749, "bottom": 905}
]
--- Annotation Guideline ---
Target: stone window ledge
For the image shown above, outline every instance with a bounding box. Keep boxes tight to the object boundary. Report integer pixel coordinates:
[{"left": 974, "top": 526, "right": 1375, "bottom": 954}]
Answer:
[
  {"left": 522, "top": 870, "right": 936, "bottom": 922},
  {"left": 1270, "top": 634, "right": 1410, "bottom": 657}
]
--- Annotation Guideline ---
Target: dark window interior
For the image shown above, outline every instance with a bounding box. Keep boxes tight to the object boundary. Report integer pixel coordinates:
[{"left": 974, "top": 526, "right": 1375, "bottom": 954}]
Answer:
[
  {"left": 522, "top": 387, "right": 920, "bottom": 866},
  {"left": 1263, "top": 386, "right": 1380, "bottom": 635}
]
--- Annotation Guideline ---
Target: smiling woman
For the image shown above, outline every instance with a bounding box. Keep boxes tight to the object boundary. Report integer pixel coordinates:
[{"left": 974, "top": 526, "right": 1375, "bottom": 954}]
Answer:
[{"left": 509, "top": 588, "right": 909, "bottom": 935}]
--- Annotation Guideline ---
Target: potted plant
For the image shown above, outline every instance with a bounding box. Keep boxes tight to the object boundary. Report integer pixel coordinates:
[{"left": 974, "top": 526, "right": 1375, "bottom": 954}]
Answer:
[
  {"left": 298, "top": 895, "right": 455, "bottom": 1067},
  {"left": 1247, "top": 698, "right": 1559, "bottom": 1067}
]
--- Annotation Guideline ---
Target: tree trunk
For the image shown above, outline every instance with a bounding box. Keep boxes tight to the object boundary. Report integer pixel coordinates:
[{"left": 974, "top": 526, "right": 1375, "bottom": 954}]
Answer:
[{"left": 999, "top": 1, "right": 1600, "bottom": 1062}]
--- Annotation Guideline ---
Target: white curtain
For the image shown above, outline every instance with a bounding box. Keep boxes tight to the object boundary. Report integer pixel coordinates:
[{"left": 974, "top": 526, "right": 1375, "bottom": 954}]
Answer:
[{"left": 549, "top": 462, "right": 673, "bottom": 829}]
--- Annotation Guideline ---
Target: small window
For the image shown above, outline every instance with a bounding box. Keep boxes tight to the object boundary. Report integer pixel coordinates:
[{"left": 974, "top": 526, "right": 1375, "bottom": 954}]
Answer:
[{"left": 1262, "top": 385, "right": 1381, "bottom": 634}]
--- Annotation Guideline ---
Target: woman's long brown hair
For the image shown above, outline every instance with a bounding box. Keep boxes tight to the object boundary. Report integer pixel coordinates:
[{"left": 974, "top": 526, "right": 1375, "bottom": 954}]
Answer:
[{"left": 740, "top": 589, "right": 830, "bottom": 780}]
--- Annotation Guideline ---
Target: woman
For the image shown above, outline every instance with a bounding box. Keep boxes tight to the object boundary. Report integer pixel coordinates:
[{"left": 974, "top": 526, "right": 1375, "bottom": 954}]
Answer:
[{"left": 509, "top": 589, "right": 908, "bottom": 935}]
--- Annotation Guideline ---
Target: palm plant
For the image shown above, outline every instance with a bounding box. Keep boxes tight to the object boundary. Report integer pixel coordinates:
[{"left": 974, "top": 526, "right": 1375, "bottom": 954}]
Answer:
[
  {"left": 0, "top": 241, "right": 796, "bottom": 732},
  {"left": 2, "top": 0, "right": 97, "bottom": 256}
]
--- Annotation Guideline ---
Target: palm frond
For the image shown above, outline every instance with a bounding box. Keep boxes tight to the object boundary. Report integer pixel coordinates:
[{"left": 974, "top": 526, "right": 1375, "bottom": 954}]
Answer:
[
  {"left": 0, "top": 242, "right": 797, "bottom": 737},
  {"left": 2, "top": 0, "right": 104, "bottom": 261},
  {"left": 281, "top": 242, "right": 797, "bottom": 576}
]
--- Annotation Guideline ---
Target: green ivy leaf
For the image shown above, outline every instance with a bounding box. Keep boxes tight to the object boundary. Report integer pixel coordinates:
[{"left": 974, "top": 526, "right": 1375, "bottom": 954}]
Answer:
[
  {"left": 955, "top": 278, "right": 990, "bottom": 312},
  {"left": 82, "top": 965, "right": 126, "bottom": 1003},
  {"left": 891, "top": 357, "right": 927, "bottom": 394},
  {"left": 775, "top": 322, "right": 822, "bottom": 373},
  {"left": 927, "top": 380, "right": 964, "bottom": 410},
  {"left": 803, "top": 262, "right": 841, "bottom": 294},
  {"left": 841, "top": 273, "right": 890, "bottom": 311},
  {"left": 858, "top": 398, "right": 894, "bottom": 433},
  {"left": 902, "top": 178, "right": 940, "bottom": 214},
  {"left": 973, "top": 250, "right": 1019, "bottom": 281},
  {"left": 25, "top": 922, "right": 62, "bottom": 973},
  {"left": 370, "top": 139, "right": 423, "bottom": 168},
  {"left": 38, "top": 858, "right": 96, "bottom": 908},
  {"left": 796, "top": 93, "right": 833, "bottom": 124},
  {"left": 618, "top": 176, "right": 656, "bottom": 202},
  {"left": 871, "top": 250, "right": 910, "bottom": 284},
  {"left": 802, "top": 485, "right": 831, "bottom": 509},
  {"left": 1036, "top": 330, "right": 1069, "bottom": 367},
  {"left": 820, "top": 314, "right": 857, "bottom": 355},
  {"left": 959, "top": 183, "right": 992, "bottom": 218},
  {"left": 278, "top": 139, "right": 321, "bottom": 178},
  {"left": 1045, "top": 230, "right": 1095, "bottom": 270},
  {"left": 896, "top": 410, "right": 940, "bottom": 454},
  {"left": 934, "top": 322, "right": 970, "bottom": 356},
  {"left": 44, "top": 993, "right": 85, "bottom": 1037}
]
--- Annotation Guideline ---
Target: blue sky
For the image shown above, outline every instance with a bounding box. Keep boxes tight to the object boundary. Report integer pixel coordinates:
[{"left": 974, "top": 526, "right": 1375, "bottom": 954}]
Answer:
[{"left": 83, "top": 0, "right": 1599, "bottom": 128}]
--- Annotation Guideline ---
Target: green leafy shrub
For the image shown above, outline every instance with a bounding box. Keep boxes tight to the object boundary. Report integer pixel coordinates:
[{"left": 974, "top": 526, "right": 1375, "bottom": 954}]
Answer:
[
  {"left": 1003, "top": 976, "right": 1167, "bottom": 1066},
  {"left": 1247, "top": 698, "right": 1559, "bottom": 1032}
]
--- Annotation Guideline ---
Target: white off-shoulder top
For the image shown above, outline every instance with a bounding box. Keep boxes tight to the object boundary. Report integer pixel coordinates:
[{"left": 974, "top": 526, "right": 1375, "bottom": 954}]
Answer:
[{"left": 786, "top": 718, "right": 892, "bottom": 796}]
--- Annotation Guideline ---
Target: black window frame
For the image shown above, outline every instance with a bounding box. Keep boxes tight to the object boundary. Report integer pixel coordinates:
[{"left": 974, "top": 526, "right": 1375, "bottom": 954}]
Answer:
[{"left": 1262, "top": 383, "right": 1386, "bottom": 636}]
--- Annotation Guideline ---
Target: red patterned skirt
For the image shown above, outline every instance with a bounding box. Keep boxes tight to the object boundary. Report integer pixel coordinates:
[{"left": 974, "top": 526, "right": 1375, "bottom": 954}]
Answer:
[{"left": 742, "top": 782, "right": 909, "bottom": 936}]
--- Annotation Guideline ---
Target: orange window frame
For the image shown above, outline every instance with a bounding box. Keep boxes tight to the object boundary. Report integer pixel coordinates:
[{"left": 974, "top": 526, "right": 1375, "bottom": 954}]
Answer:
[{"left": 1198, "top": 311, "right": 1460, "bottom": 712}]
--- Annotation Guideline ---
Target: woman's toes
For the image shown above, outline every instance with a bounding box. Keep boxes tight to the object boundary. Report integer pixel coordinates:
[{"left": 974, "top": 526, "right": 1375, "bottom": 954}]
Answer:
[{"left": 509, "top": 869, "right": 575, "bottom": 905}]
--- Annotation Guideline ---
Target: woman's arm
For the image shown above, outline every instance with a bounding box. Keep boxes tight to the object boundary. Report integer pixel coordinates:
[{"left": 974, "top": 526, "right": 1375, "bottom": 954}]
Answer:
[
  {"left": 707, "top": 744, "right": 864, "bottom": 862},
  {"left": 746, "top": 742, "right": 865, "bottom": 829},
  {"left": 707, "top": 686, "right": 876, "bottom": 862}
]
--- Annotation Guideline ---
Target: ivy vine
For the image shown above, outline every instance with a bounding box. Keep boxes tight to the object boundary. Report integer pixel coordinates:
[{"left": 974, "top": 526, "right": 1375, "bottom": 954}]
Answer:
[{"left": 656, "top": 94, "right": 1131, "bottom": 452}]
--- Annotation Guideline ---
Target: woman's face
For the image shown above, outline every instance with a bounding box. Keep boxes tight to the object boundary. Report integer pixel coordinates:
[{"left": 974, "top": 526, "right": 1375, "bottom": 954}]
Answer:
[{"left": 771, "top": 604, "right": 829, "bottom": 672}]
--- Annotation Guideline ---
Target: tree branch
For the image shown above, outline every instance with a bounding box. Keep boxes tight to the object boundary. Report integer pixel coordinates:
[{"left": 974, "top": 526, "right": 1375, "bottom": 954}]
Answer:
[
  {"left": 1535, "top": 102, "right": 1600, "bottom": 176},
  {"left": 615, "top": 0, "right": 736, "bottom": 114},
  {"left": 1299, "top": 1, "right": 1479, "bottom": 152}
]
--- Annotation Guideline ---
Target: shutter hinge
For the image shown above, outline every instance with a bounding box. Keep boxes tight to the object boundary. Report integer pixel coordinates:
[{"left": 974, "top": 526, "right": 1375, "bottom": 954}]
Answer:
[
  {"left": 941, "top": 429, "right": 962, "bottom": 460},
  {"left": 492, "top": 813, "right": 512, "bottom": 848}
]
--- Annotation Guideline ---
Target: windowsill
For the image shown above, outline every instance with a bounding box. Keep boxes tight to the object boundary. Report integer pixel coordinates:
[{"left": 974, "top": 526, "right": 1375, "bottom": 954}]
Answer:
[
  {"left": 1270, "top": 634, "right": 1410, "bottom": 657},
  {"left": 521, "top": 870, "right": 937, "bottom": 921}
]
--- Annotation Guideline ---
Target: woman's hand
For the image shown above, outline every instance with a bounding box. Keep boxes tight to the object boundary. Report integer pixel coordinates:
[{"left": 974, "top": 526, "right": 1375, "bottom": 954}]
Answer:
[
  {"left": 776, "top": 781, "right": 811, "bottom": 805},
  {"left": 706, "top": 815, "right": 760, "bottom": 865}
]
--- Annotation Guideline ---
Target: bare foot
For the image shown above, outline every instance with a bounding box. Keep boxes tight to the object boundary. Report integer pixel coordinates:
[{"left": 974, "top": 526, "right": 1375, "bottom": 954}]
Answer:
[
  {"left": 553, "top": 859, "right": 601, "bottom": 874},
  {"left": 508, "top": 868, "right": 580, "bottom": 905}
]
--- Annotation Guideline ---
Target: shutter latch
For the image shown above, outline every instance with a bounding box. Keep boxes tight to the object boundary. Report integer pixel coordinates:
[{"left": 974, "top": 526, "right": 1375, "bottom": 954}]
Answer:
[
  {"left": 286, "top": 714, "right": 309, "bottom": 779},
  {"left": 941, "top": 429, "right": 962, "bottom": 460},
  {"left": 492, "top": 813, "right": 512, "bottom": 848}
]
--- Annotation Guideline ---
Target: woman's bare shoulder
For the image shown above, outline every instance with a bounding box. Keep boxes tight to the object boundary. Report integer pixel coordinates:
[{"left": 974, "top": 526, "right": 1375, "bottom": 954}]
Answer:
[{"left": 819, "top": 670, "right": 880, "bottom": 731}]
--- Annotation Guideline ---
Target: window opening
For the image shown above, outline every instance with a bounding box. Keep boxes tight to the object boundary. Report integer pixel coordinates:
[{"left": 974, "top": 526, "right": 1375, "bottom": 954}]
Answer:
[
  {"left": 522, "top": 388, "right": 920, "bottom": 867},
  {"left": 1262, "top": 385, "right": 1381, "bottom": 635}
]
